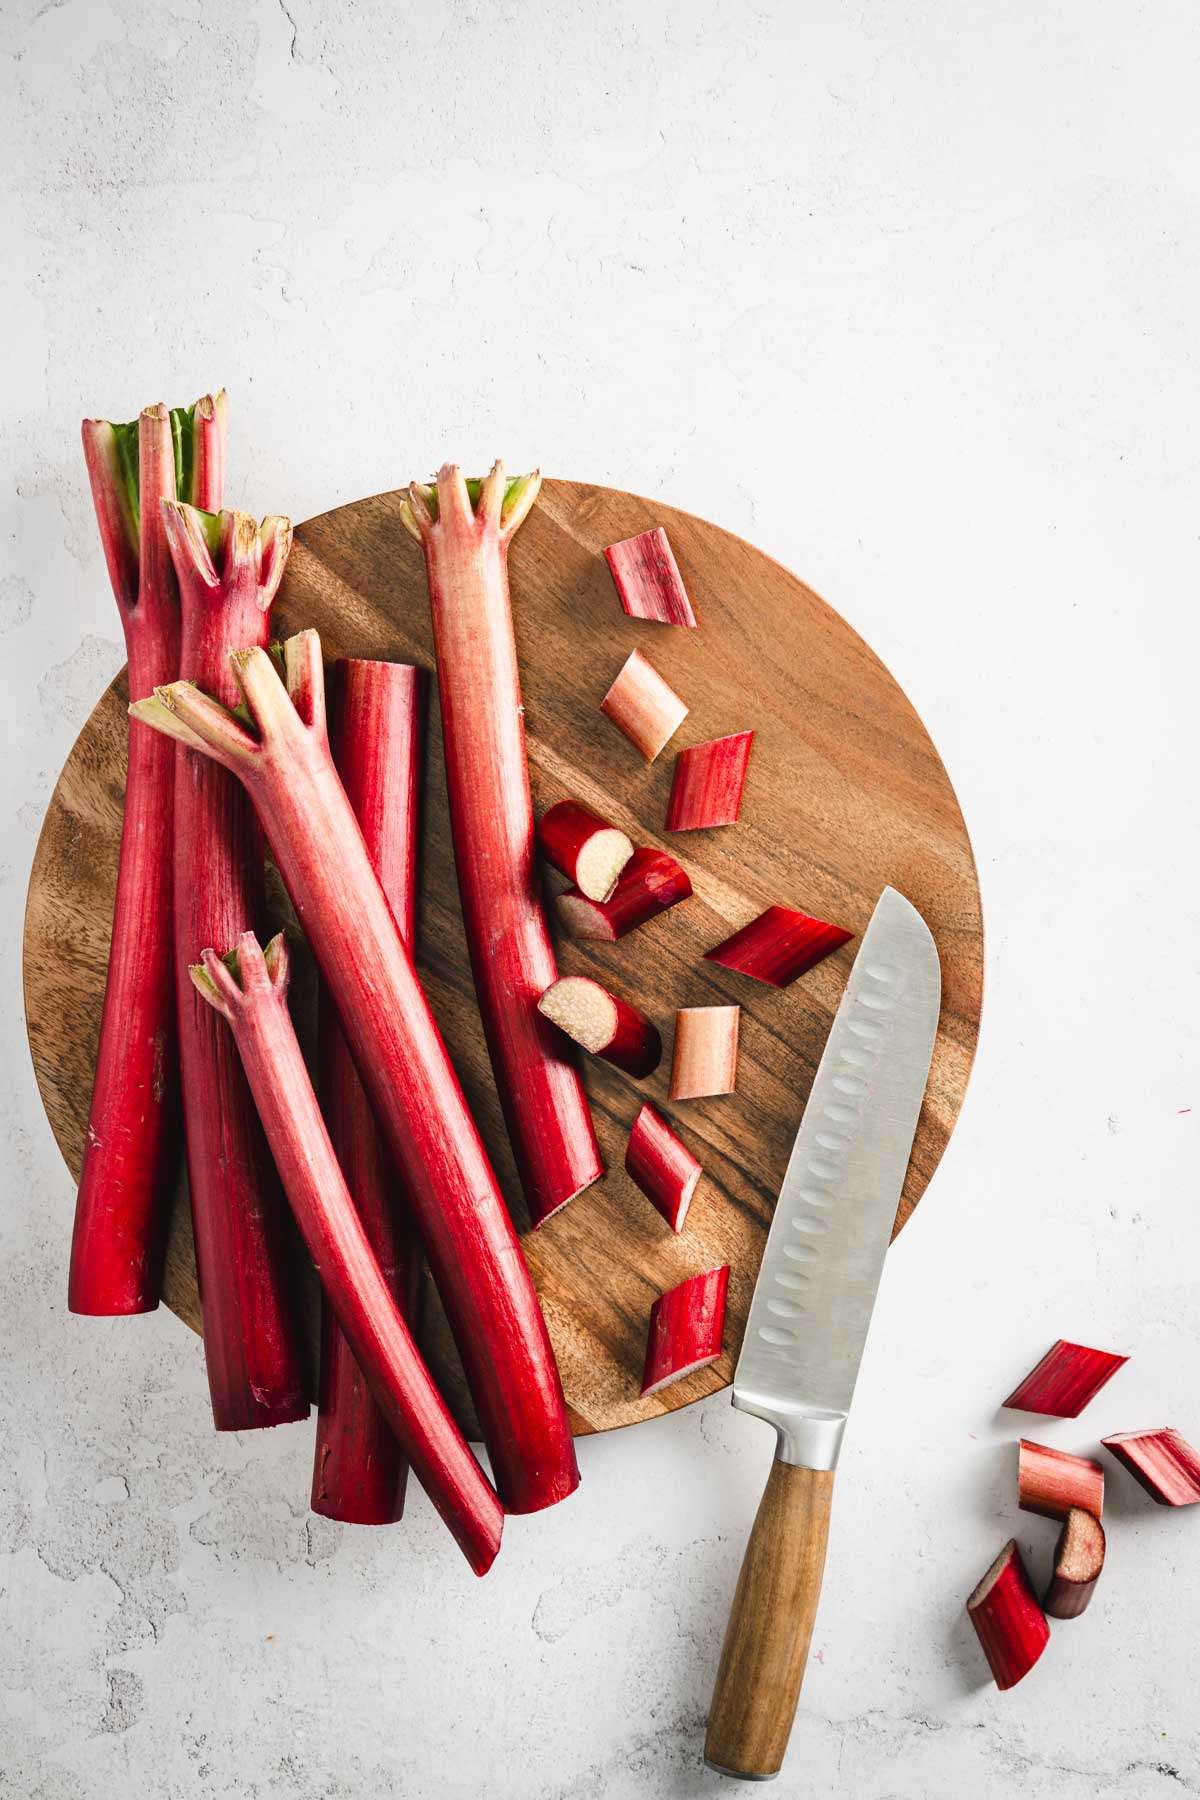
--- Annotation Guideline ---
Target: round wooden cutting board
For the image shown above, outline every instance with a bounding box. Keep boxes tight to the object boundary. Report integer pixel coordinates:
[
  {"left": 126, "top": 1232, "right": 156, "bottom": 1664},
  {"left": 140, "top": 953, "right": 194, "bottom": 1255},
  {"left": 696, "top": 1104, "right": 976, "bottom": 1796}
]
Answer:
[{"left": 24, "top": 480, "right": 982, "bottom": 1439}]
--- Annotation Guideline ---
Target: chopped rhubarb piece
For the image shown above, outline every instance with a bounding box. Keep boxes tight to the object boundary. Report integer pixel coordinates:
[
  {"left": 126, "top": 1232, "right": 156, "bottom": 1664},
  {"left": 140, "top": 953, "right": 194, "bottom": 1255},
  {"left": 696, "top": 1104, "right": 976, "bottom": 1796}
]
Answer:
[
  {"left": 640, "top": 1265, "right": 729, "bottom": 1395},
  {"left": 1044, "top": 1508, "right": 1105, "bottom": 1619},
  {"left": 1018, "top": 1440, "right": 1104, "bottom": 1521},
  {"left": 312, "top": 660, "right": 427, "bottom": 1527},
  {"left": 669, "top": 1006, "right": 739, "bottom": 1100},
  {"left": 131, "top": 632, "right": 578, "bottom": 1515},
  {"left": 167, "top": 501, "right": 308, "bottom": 1432},
  {"left": 600, "top": 649, "right": 689, "bottom": 761},
  {"left": 965, "top": 1541, "right": 1050, "bottom": 1690},
  {"left": 665, "top": 731, "right": 754, "bottom": 831},
  {"left": 538, "top": 799, "right": 633, "bottom": 901},
  {"left": 554, "top": 847, "right": 692, "bottom": 942},
  {"left": 1101, "top": 1428, "right": 1200, "bottom": 1506},
  {"left": 626, "top": 1103, "right": 702, "bottom": 1233},
  {"left": 705, "top": 905, "right": 853, "bottom": 989},
  {"left": 69, "top": 393, "right": 225, "bottom": 1317},
  {"left": 191, "top": 933, "right": 503, "bottom": 1575},
  {"left": 603, "top": 525, "right": 697, "bottom": 628},
  {"left": 1002, "top": 1340, "right": 1128, "bottom": 1417},
  {"left": 401, "top": 466, "right": 602, "bottom": 1227},
  {"left": 538, "top": 976, "right": 661, "bottom": 1079}
]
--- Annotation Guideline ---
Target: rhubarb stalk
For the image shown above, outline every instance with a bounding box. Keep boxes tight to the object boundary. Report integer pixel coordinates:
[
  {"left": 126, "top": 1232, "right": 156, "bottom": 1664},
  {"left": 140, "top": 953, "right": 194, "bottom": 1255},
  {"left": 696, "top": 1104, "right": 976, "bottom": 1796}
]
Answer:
[
  {"left": 669, "top": 1006, "right": 740, "bottom": 1100},
  {"left": 537, "top": 799, "right": 633, "bottom": 901},
  {"left": 603, "top": 526, "right": 698, "bottom": 627},
  {"left": 400, "top": 466, "right": 602, "bottom": 1227},
  {"left": 554, "top": 847, "right": 692, "bottom": 943},
  {"left": 966, "top": 1541, "right": 1049, "bottom": 1689},
  {"left": 1044, "top": 1508, "right": 1105, "bottom": 1619},
  {"left": 167, "top": 501, "right": 308, "bottom": 1429},
  {"left": 69, "top": 394, "right": 225, "bottom": 1316},
  {"left": 665, "top": 731, "right": 754, "bottom": 831},
  {"left": 191, "top": 934, "right": 503, "bottom": 1574},
  {"left": 1002, "top": 1340, "right": 1128, "bottom": 1417},
  {"left": 625, "top": 1103, "right": 701, "bottom": 1232},
  {"left": 538, "top": 977, "right": 662, "bottom": 1079},
  {"left": 1017, "top": 1440, "right": 1104, "bottom": 1521},
  {"left": 1101, "top": 1428, "right": 1200, "bottom": 1505},
  {"left": 312, "top": 659, "right": 427, "bottom": 1526},
  {"left": 132, "top": 634, "right": 578, "bottom": 1514},
  {"left": 640, "top": 1265, "right": 729, "bottom": 1395},
  {"left": 600, "top": 649, "right": 688, "bottom": 761},
  {"left": 705, "top": 905, "right": 853, "bottom": 988}
]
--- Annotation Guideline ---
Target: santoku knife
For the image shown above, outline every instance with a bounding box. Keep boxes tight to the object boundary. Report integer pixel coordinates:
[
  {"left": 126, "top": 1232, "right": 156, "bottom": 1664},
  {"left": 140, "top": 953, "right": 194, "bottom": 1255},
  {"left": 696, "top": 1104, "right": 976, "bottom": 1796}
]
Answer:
[{"left": 705, "top": 886, "right": 941, "bottom": 1780}]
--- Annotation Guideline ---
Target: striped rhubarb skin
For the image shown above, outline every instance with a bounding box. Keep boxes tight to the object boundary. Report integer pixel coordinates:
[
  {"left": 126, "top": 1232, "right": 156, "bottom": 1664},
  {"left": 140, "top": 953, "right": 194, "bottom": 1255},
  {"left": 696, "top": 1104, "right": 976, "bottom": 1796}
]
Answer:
[
  {"left": 640, "top": 1266, "right": 729, "bottom": 1395},
  {"left": 603, "top": 526, "right": 697, "bottom": 627},
  {"left": 1002, "top": 1340, "right": 1128, "bottom": 1417},
  {"left": 1101, "top": 1429, "right": 1200, "bottom": 1505},
  {"left": 705, "top": 905, "right": 853, "bottom": 988},
  {"left": 665, "top": 731, "right": 754, "bottom": 831},
  {"left": 554, "top": 847, "right": 692, "bottom": 943}
]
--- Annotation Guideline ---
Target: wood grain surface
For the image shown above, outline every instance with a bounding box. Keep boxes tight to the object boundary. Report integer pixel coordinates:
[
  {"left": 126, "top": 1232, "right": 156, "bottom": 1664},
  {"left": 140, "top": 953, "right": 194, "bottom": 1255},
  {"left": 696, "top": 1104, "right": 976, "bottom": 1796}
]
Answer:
[{"left": 23, "top": 479, "right": 983, "bottom": 1438}]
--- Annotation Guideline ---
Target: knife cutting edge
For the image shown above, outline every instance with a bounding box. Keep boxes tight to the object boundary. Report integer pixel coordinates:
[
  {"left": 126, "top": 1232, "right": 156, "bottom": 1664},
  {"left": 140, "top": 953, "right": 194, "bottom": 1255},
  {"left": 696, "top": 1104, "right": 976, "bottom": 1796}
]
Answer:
[{"left": 704, "top": 886, "right": 941, "bottom": 1781}]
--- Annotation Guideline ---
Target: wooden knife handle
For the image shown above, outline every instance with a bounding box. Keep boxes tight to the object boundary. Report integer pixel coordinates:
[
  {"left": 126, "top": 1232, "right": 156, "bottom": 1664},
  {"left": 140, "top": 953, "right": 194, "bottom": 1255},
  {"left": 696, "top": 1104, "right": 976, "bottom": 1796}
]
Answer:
[{"left": 705, "top": 1460, "right": 835, "bottom": 1780}]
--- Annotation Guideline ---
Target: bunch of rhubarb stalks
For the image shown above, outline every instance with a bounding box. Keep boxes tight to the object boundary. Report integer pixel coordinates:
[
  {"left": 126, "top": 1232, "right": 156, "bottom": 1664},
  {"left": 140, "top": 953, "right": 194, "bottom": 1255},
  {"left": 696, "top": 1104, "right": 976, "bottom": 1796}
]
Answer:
[
  {"left": 67, "top": 392, "right": 857, "bottom": 1576},
  {"left": 967, "top": 1338, "right": 1200, "bottom": 1686}
]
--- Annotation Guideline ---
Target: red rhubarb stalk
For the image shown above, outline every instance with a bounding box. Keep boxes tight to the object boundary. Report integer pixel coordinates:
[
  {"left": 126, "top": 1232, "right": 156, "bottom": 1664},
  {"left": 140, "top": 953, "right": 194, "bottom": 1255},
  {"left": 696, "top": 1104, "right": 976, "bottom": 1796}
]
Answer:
[
  {"left": 312, "top": 659, "right": 427, "bottom": 1526},
  {"left": 705, "top": 905, "right": 853, "bottom": 988},
  {"left": 538, "top": 976, "right": 662, "bottom": 1079},
  {"left": 626, "top": 1103, "right": 702, "bottom": 1232},
  {"left": 1017, "top": 1440, "right": 1104, "bottom": 1521},
  {"left": 1044, "top": 1508, "right": 1105, "bottom": 1620},
  {"left": 555, "top": 846, "right": 692, "bottom": 943},
  {"left": 191, "top": 934, "right": 502, "bottom": 1574},
  {"left": 665, "top": 731, "right": 754, "bottom": 831},
  {"left": 1101, "top": 1428, "right": 1200, "bottom": 1506},
  {"left": 669, "top": 1006, "right": 740, "bottom": 1100},
  {"left": 131, "top": 633, "right": 578, "bottom": 1514},
  {"left": 640, "top": 1265, "right": 729, "bottom": 1395},
  {"left": 1002, "top": 1340, "right": 1129, "bottom": 1417},
  {"left": 69, "top": 393, "right": 225, "bottom": 1316},
  {"left": 600, "top": 649, "right": 689, "bottom": 761},
  {"left": 966, "top": 1541, "right": 1049, "bottom": 1689},
  {"left": 538, "top": 799, "right": 633, "bottom": 901},
  {"left": 400, "top": 466, "right": 602, "bottom": 1226},
  {"left": 167, "top": 501, "right": 307, "bottom": 1429},
  {"left": 604, "top": 526, "right": 698, "bottom": 628}
]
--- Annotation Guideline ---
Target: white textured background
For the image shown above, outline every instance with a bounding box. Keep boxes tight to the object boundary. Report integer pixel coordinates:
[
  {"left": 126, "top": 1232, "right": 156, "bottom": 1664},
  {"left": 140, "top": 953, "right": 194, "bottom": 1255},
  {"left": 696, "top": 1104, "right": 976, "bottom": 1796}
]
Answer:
[{"left": 3, "top": 2, "right": 1198, "bottom": 1794}]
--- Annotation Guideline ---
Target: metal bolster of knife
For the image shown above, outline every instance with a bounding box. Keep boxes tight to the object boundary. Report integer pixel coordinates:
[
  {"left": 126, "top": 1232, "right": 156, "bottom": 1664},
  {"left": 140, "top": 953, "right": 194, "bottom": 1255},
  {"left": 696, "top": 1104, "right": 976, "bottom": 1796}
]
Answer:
[{"left": 733, "top": 1392, "right": 848, "bottom": 1470}]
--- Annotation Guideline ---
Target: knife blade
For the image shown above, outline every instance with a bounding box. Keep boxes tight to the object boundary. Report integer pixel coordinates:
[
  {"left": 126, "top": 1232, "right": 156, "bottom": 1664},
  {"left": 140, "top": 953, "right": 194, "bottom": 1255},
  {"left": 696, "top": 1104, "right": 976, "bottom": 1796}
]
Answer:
[{"left": 705, "top": 886, "right": 941, "bottom": 1780}]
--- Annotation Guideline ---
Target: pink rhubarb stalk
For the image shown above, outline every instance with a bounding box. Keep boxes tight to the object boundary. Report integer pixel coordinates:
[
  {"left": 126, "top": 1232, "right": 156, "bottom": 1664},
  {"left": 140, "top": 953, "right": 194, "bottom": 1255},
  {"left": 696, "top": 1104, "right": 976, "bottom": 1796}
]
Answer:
[
  {"left": 625, "top": 1103, "right": 701, "bottom": 1232},
  {"left": 538, "top": 976, "right": 662, "bottom": 1079},
  {"left": 312, "top": 659, "right": 427, "bottom": 1526},
  {"left": 167, "top": 501, "right": 307, "bottom": 1429},
  {"left": 603, "top": 526, "right": 698, "bottom": 627},
  {"left": 600, "top": 648, "right": 689, "bottom": 761},
  {"left": 1101, "top": 1428, "right": 1200, "bottom": 1505},
  {"left": 400, "top": 466, "right": 602, "bottom": 1227},
  {"left": 1044, "top": 1508, "right": 1105, "bottom": 1619},
  {"left": 191, "top": 934, "right": 503, "bottom": 1574},
  {"left": 1002, "top": 1340, "right": 1129, "bottom": 1417},
  {"left": 669, "top": 1006, "right": 740, "bottom": 1100},
  {"left": 69, "top": 393, "right": 225, "bottom": 1315},
  {"left": 705, "top": 905, "right": 853, "bottom": 988},
  {"left": 131, "top": 632, "right": 578, "bottom": 1515},
  {"left": 537, "top": 799, "right": 633, "bottom": 901},
  {"left": 554, "top": 846, "right": 692, "bottom": 943},
  {"left": 665, "top": 731, "right": 754, "bottom": 831},
  {"left": 966, "top": 1541, "right": 1049, "bottom": 1689},
  {"left": 1017, "top": 1440, "right": 1104, "bottom": 1521},
  {"left": 640, "top": 1265, "right": 729, "bottom": 1395}
]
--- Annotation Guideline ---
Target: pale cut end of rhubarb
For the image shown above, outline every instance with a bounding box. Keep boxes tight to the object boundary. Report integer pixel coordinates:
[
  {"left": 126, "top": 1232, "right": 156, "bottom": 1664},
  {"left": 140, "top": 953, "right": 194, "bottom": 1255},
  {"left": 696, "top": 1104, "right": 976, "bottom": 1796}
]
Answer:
[
  {"left": 1101, "top": 1428, "right": 1200, "bottom": 1506},
  {"left": 600, "top": 649, "right": 689, "bottom": 761},
  {"left": 640, "top": 1264, "right": 729, "bottom": 1396},
  {"left": 575, "top": 827, "right": 633, "bottom": 902},
  {"left": 966, "top": 1541, "right": 1050, "bottom": 1690},
  {"left": 1002, "top": 1339, "right": 1129, "bottom": 1417},
  {"left": 1018, "top": 1440, "right": 1104, "bottom": 1521},
  {"left": 554, "top": 892, "right": 620, "bottom": 942},
  {"left": 665, "top": 731, "right": 755, "bottom": 831},
  {"left": 604, "top": 526, "right": 698, "bottom": 628},
  {"left": 705, "top": 905, "right": 854, "bottom": 989},
  {"left": 133, "top": 681, "right": 260, "bottom": 767},
  {"left": 1044, "top": 1508, "right": 1105, "bottom": 1620},
  {"left": 554, "top": 847, "right": 693, "bottom": 943},
  {"left": 538, "top": 976, "right": 620, "bottom": 1056},
  {"left": 669, "top": 1006, "right": 740, "bottom": 1101},
  {"left": 537, "top": 799, "right": 634, "bottom": 901}
]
